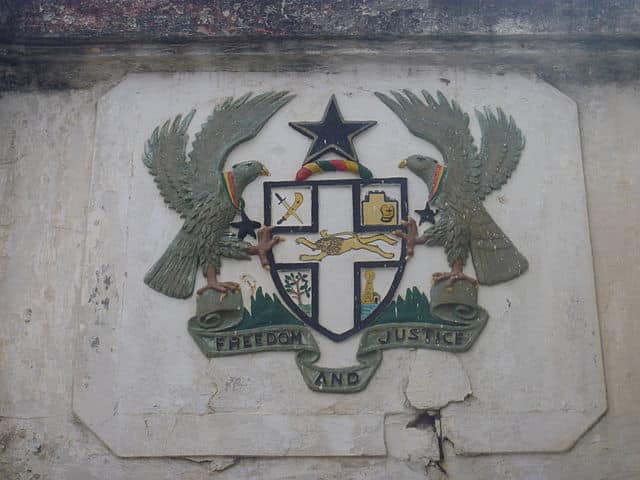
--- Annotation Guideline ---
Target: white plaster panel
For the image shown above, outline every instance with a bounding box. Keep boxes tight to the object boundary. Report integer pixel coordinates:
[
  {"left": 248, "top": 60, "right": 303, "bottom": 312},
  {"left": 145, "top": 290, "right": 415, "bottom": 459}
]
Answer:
[{"left": 73, "top": 68, "right": 604, "bottom": 456}]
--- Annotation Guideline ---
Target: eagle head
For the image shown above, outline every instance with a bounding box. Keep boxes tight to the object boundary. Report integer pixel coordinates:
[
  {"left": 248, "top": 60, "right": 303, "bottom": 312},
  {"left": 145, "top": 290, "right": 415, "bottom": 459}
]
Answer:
[
  {"left": 231, "top": 161, "right": 270, "bottom": 193},
  {"left": 399, "top": 155, "right": 440, "bottom": 182},
  {"left": 399, "top": 155, "right": 446, "bottom": 201}
]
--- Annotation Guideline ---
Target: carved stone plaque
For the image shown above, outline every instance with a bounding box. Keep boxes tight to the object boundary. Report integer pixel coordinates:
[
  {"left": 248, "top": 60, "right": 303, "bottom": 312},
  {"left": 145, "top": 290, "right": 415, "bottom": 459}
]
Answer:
[{"left": 73, "top": 68, "right": 605, "bottom": 457}]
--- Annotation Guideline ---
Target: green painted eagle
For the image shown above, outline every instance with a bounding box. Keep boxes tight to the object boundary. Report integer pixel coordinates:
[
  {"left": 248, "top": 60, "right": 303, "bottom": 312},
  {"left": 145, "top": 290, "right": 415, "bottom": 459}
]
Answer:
[
  {"left": 375, "top": 90, "right": 528, "bottom": 285},
  {"left": 143, "top": 92, "right": 293, "bottom": 298}
]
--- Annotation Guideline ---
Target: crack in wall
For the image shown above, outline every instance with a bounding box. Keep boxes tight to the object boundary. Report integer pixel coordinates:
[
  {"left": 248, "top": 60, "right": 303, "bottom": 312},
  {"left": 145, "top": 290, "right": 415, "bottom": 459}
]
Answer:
[{"left": 406, "top": 410, "right": 447, "bottom": 477}]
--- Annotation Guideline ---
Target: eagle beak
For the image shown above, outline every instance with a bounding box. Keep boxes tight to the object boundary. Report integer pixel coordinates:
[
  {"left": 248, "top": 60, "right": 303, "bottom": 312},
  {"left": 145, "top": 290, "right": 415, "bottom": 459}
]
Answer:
[
  {"left": 398, "top": 159, "right": 407, "bottom": 169},
  {"left": 260, "top": 166, "right": 270, "bottom": 176}
]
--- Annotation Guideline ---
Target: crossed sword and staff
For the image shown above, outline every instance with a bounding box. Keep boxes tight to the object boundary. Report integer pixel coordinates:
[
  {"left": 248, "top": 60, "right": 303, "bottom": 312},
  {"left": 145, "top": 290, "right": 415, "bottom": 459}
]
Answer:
[{"left": 275, "top": 192, "right": 304, "bottom": 224}]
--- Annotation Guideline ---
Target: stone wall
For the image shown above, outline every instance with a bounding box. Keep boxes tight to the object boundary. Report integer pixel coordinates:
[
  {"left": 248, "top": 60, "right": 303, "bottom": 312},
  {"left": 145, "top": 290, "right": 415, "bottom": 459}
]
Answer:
[
  {"left": 3, "top": 0, "right": 640, "bottom": 41},
  {"left": 1, "top": 1, "right": 639, "bottom": 479}
]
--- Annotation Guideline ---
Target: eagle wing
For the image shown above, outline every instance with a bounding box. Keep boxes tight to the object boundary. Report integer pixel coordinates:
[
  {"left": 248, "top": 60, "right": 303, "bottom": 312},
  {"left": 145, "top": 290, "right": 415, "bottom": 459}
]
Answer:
[
  {"left": 188, "top": 91, "right": 294, "bottom": 197},
  {"left": 472, "top": 107, "right": 525, "bottom": 200},
  {"left": 143, "top": 110, "right": 196, "bottom": 218},
  {"left": 375, "top": 90, "right": 477, "bottom": 183}
]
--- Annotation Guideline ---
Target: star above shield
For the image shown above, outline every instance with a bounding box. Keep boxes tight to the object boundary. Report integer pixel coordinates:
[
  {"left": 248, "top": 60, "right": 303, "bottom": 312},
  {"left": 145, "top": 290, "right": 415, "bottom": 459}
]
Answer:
[{"left": 289, "top": 95, "right": 376, "bottom": 164}]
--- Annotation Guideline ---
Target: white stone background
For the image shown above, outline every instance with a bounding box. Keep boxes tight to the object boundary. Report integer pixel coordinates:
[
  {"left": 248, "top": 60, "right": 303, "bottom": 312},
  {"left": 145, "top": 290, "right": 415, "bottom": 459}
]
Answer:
[
  {"left": 0, "top": 71, "right": 638, "bottom": 479},
  {"left": 70, "top": 69, "right": 602, "bottom": 459}
]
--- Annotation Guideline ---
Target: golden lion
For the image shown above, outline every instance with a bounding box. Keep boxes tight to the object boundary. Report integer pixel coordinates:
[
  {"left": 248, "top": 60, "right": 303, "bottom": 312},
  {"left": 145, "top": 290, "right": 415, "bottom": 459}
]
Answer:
[{"left": 296, "top": 230, "right": 398, "bottom": 261}]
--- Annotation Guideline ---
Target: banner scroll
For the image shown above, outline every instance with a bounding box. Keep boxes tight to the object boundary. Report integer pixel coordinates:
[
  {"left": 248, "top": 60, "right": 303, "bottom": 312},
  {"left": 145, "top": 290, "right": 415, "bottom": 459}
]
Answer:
[{"left": 188, "top": 284, "right": 487, "bottom": 393}]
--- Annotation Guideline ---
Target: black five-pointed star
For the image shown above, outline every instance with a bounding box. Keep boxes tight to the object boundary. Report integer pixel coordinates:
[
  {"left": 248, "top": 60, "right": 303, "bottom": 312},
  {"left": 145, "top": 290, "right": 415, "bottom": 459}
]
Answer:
[
  {"left": 230, "top": 210, "right": 261, "bottom": 240},
  {"left": 289, "top": 95, "right": 376, "bottom": 164},
  {"left": 415, "top": 201, "right": 438, "bottom": 225}
]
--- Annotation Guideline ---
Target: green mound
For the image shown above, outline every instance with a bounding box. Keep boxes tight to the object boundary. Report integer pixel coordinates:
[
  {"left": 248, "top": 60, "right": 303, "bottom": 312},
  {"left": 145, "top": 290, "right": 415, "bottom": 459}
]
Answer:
[
  {"left": 373, "top": 287, "right": 436, "bottom": 325},
  {"left": 235, "top": 287, "right": 304, "bottom": 330}
]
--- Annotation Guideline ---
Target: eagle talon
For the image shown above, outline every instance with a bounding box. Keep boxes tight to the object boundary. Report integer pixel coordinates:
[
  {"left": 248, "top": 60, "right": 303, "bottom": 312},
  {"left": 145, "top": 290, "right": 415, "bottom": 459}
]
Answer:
[
  {"left": 432, "top": 259, "right": 478, "bottom": 287},
  {"left": 393, "top": 217, "right": 427, "bottom": 259},
  {"left": 432, "top": 272, "right": 478, "bottom": 287},
  {"left": 197, "top": 266, "right": 241, "bottom": 296},
  {"left": 197, "top": 281, "right": 240, "bottom": 295},
  {"left": 247, "top": 226, "right": 283, "bottom": 268}
]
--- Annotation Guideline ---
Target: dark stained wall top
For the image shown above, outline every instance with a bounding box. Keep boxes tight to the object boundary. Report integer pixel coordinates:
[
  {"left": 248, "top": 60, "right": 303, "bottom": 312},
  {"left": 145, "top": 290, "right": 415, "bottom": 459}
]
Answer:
[{"left": 3, "top": 0, "right": 640, "bottom": 44}]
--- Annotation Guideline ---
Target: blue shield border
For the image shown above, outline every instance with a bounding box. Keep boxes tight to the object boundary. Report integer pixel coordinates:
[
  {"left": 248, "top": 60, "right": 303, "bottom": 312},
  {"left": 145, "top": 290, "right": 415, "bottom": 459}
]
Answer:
[{"left": 263, "top": 178, "right": 408, "bottom": 342}]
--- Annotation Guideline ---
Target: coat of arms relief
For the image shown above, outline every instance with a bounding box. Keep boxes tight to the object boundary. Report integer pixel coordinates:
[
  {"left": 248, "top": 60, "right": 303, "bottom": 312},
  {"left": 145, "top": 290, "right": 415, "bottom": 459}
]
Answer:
[{"left": 142, "top": 89, "right": 527, "bottom": 393}]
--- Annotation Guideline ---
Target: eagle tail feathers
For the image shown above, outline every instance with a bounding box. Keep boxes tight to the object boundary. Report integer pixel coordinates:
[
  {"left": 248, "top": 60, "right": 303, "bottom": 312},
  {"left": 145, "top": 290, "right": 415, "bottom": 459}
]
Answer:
[
  {"left": 144, "top": 230, "right": 198, "bottom": 299},
  {"left": 470, "top": 214, "right": 528, "bottom": 285}
]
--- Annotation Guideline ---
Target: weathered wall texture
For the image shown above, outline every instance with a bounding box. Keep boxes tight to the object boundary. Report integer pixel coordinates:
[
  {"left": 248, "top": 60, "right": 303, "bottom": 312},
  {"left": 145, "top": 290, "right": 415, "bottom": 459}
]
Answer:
[
  {"left": 1, "top": 1, "right": 640, "bottom": 479},
  {"left": 3, "top": 0, "right": 640, "bottom": 41}
]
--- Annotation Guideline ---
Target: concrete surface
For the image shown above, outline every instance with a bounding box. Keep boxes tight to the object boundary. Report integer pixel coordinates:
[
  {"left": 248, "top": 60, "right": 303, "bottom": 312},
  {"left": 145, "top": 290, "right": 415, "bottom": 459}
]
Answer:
[
  {"left": 0, "top": 2, "right": 639, "bottom": 479},
  {"left": 71, "top": 69, "right": 603, "bottom": 457},
  {"left": 2, "top": 64, "right": 637, "bottom": 480}
]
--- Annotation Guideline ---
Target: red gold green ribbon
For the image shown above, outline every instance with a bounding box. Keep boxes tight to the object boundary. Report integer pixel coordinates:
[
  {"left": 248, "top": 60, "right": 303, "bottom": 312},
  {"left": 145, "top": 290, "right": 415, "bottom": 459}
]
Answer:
[
  {"left": 222, "top": 171, "right": 241, "bottom": 210},
  {"left": 428, "top": 164, "right": 447, "bottom": 202},
  {"left": 295, "top": 159, "right": 373, "bottom": 181}
]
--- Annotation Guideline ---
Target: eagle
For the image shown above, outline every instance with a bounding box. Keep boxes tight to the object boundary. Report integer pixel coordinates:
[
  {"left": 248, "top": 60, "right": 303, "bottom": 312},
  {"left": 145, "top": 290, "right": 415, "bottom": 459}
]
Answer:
[
  {"left": 375, "top": 90, "right": 528, "bottom": 286},
  {"left": 142, "top": 91, "right": 294, "bottom": 298}
]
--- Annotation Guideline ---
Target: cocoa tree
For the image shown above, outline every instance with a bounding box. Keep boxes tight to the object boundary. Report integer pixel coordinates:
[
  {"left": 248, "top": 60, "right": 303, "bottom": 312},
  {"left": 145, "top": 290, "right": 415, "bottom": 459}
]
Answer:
[{"left": 283, "top": 272, "right": 311, "bottom": 305}]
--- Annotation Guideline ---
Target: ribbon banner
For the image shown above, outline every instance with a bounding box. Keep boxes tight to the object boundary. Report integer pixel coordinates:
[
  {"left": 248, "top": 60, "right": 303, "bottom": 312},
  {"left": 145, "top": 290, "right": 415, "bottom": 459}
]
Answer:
[{"left": 188, "top": 283, "right": 487, "bottom": 393}]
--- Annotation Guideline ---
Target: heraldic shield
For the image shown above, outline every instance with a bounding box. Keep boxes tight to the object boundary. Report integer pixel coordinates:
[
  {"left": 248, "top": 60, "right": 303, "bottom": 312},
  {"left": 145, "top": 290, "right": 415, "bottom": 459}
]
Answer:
[{"left": 264, "top": 177, "right": 408, "bottom": 341}]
